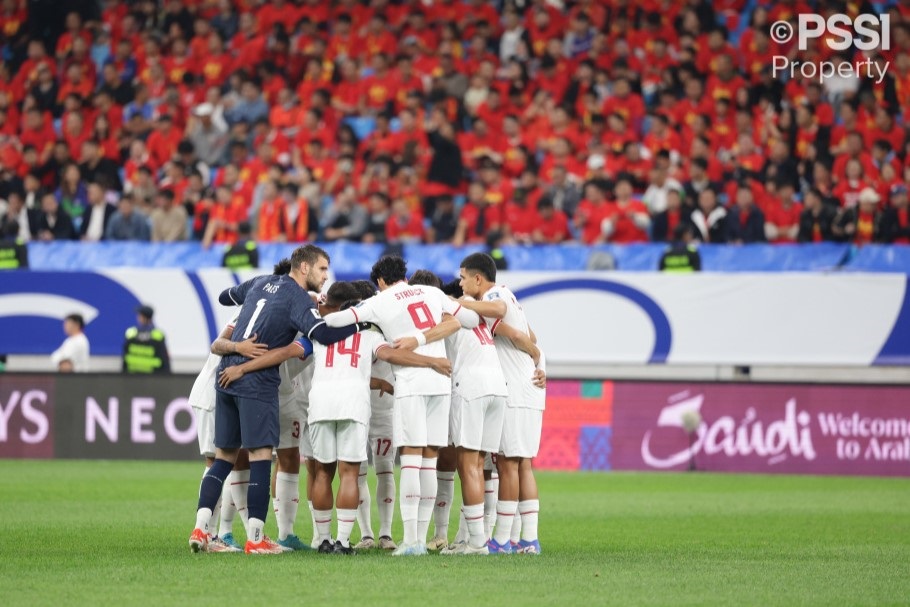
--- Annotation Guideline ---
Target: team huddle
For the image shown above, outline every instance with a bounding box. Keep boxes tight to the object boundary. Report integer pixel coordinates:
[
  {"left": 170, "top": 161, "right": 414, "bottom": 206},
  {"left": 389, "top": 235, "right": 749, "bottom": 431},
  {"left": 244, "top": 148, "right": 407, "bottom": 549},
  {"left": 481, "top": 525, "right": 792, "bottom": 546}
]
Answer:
[{"left": 187, "top": 244, "right": 546, "bottom": 556}]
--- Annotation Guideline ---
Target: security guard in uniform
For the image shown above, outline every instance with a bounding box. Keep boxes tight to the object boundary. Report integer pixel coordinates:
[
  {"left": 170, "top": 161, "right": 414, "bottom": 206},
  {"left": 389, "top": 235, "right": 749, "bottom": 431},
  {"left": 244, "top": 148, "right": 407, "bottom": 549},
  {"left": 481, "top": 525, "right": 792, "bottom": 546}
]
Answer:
[
  {"left": 122, "top": 304, "right": 171, "bottom": 374},
  {"left": 221, "top": 221, "right": 259, "bottom": 270},
  {"left": 659, "top": 224, "right": 702, "bottom": 272},
  {"left": 0, "top": 220, "right": 28, "bottom": 269}
]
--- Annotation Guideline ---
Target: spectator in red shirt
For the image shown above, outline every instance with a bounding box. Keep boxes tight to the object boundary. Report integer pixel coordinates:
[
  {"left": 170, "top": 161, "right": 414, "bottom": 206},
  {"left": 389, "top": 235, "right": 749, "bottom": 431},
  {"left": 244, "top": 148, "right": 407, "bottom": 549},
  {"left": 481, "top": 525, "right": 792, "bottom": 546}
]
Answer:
[
  {"left": 454, "top": 182, "right": 500, "bottom": 246},
  {"left": 833, "top": 158, "right": 872, "bottom": 209},
  {"left": 361, "top": 54, "right": 396, "bottom": 115},
  {"left": 386, "top": 198, "right": 425, "bottom": 244},
  {"left": 574, "top": 181, "right": 610, "bottom": 244},
  {"left": 146, "top": 115, "right": 183, "bottom": 169},
  {"left": 764, "top": 181, "right": 803, "bottom": 243},
  {"left": 603, "top": 177, "right": 651, "bottom": 243},
  {"left": 532, "top": 196, "right": 572, "bottom": 244}
]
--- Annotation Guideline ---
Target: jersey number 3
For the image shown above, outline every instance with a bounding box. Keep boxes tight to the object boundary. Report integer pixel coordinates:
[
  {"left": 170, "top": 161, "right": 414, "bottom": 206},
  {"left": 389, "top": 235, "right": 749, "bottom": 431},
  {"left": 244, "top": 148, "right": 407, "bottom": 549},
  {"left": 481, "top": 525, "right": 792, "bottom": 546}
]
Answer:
[{"left": 326, "top": 334, "right": 361, "bottom": 368}]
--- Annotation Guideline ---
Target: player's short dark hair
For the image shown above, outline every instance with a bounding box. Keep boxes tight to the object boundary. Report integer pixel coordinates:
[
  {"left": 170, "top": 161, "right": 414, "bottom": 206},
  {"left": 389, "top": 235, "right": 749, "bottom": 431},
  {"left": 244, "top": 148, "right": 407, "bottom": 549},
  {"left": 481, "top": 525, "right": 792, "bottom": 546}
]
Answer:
[
  {"left": 273, "top": 257, "right": 292, "bottom": 275},
  {"left": 460, "top": 252, "right": 497, "bottom": 283},
  {"left": 291, "top": 244, "right": 329, "bottom": 270},
  {"left": 64, "top": 313, "right": 85, "bottom": 329},
  {"left": 409, "top": 269, "right": 442, "bottom": 288},
  {"left": 326, "top": 281, "right": 360, "bottom": 307},
  {"left": 441, "top": 279, "right": 463, "bottom": 299},
  {"left": 370, "top": 255, "right": 407, "bottom": 286},
  {"left": 351, "top": 280, "right": 377, "bottom": 299}
]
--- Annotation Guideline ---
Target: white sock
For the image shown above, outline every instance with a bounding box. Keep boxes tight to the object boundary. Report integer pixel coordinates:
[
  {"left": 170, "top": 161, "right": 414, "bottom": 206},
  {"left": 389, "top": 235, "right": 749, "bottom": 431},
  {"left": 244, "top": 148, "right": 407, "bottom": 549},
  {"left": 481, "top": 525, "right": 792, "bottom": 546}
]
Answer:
[
  {"left": 194, "top": 507, "right": 213, "bottom": 534},
  {"left": 519, "top": 499, "right": 539, "bottom": 542},
  {"left": 483, "top": 477, "right": 498, "bottom": 540},
  {"left": 464, "top": 503, "right": 486, "bottom": 549},
  {"left": 248, "top": 517, "right": 265, "bottom": 544},
  {"left": 493, "top": 500, "right": 518, "bottom": 545},
  {"left": 376, "top": 457, "right": 395, "bottom": 538},
  {"left": 510, "top": 505, "right": 522, "bottom": 544},
  {"left": 433, "top": 470, "right": 455, "bottom": 540},
  {"left": 417, "top": 457, "right": 437, "bottom": 542},
  {"left": 308, "top": 500, "right": 317, "bottom": 542},
  {"left": 314, "top": 509, "right": 332, "bottom": 543},
  {"left": 275, "top": 472, "right": 299, "bottom": 541},
  {"left": 336, "top": 508, "right": 357, "bottom": 547},
  {"left": 399, "top": 454, "right": 422, "bottom": 544},
  {"left": 229, "top": 470, "right": 250, "bottom": 535},
  {"left": 219, "top": 482, "right": 237, "bottom": 537},
  {"left": 356, "top": 462, "right": 374, "bottom": 539},
  {"left": 454, "top": 506, "right": 468, "bottom": 544}
]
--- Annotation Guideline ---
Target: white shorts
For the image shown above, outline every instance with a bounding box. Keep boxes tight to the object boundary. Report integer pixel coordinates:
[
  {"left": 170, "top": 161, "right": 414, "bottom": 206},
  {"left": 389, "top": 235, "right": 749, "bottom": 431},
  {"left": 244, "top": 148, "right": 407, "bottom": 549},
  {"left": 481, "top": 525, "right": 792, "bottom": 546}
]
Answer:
[
  {"left": 369, "top": 407, "right": 393, "bottom": 442},
  {"left": 450, "top": 394, "right": 506, "bottom": 453},
  {"left": 393, "top": 394, "right": 450, "bottom": 448},
  {"left": 483, "top": 452, "right": 497, "bottom": 472},
  {"left": 500, "top": 407, "right": 543, "bottom": 459},
  {"left": 310, "top": 420, "right": 368, "bottom": 464},
  {"left": 195, "top": 407, "right": 216, "bottom": 458},
  {"left": 278, "top": 394, "right": 305, "bottom": 451},
  {"left": 299, "top": 399, "right": 313, "bottom": 458}
]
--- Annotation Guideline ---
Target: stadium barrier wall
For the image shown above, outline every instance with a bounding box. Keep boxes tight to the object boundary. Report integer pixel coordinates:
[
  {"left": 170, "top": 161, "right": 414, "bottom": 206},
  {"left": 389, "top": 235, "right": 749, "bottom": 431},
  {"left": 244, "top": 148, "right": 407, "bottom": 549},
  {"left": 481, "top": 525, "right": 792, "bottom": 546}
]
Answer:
[
  {"left": 3, "top": 270, "right": 909, "bottom": 366},
  {"left": 1, "top": 375, "right": 907, "bottom": 476},
  {"left": 22, "top": 241, "right": 910, "bottom": 274}
]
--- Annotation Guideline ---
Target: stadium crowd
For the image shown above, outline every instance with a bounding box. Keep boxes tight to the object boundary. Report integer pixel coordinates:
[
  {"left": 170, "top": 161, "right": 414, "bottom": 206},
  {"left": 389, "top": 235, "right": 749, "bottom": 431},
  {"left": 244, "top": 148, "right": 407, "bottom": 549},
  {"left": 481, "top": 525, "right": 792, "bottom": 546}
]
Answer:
[{"left": 2, "top": 0, "right": 910, "bottom": 252}]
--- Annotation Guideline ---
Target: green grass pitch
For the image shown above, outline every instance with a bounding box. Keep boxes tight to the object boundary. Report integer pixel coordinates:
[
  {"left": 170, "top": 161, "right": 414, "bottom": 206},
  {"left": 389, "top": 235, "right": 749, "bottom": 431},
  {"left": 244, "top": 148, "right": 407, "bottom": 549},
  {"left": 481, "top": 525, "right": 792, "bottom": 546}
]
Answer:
[{"left": 0, "top": 460, "right": 908, "bottom": 606}]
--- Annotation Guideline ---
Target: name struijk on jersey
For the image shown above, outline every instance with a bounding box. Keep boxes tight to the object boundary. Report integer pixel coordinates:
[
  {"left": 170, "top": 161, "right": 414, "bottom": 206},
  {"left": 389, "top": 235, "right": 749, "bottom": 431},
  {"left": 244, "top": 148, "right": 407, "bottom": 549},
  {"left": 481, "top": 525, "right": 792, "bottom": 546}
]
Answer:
[{"left": 394, "top": 288, "right": 424, "bottom": 301}]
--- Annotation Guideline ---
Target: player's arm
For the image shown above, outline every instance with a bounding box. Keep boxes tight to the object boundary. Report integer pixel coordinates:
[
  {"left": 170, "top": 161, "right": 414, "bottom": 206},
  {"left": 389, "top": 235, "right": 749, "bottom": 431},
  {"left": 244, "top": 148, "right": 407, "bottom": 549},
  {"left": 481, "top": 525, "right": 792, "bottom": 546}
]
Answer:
[
  {"left": 376, "top": 344, "right": 452, "bottom": 377},
  {"left": 218, "top": 339, "right": 313, "bottom": 388},
  {"left": 458, "top": 297, "right": 506, "bottom": 320},
  {"left": 309, "top": 320, "right": 371, "bottom": 345},
  {"left": 442, "top": 296, "right": 481, "bottom": 328},
  {"left": 322, "top": 297, "right": 377, "bottom": 327},
  {"left": 218, "top": 277, "right": 257, "bottom": 306},
  {"left": 293, "top": 300, "right": 372, "bottom": 345},
  {"left": 493, "top": 321, "right": 540, "bottom": 367},
  {"left": 210, "top": 324, "right": 268, "bottom": 358},
  {"left": 370, "top": 377, "right": 394, "bottom": 396},
  {"left": 393, "top": 313, "right": 461, "bottom": 351},
  {"left": 533, "top": 350, "right": 546, "bottom": 388}
]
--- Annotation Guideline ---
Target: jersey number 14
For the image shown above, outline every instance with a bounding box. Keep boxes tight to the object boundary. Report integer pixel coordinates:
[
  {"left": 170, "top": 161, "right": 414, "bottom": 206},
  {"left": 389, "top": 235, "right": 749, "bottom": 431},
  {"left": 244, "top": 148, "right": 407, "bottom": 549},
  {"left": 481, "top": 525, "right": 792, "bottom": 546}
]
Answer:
[{"left": 326, "top": 334, "right": 361, "bottom": 368}]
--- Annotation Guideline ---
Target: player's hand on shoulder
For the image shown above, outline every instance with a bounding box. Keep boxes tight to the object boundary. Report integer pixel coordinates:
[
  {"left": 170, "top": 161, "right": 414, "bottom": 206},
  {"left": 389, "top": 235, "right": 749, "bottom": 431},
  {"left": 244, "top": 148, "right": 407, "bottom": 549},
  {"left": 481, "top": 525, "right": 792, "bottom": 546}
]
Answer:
[
  {"left": 532, "top": 368, "right": 546, "bottom": 389},
  {"left": 431, "top": 357, "right": 452, "bottom": 377},
  {"left": 236, "top": 333, "right": 268, "bottom": 358},
  {"left": 219, "top": 365, "right": 245, "bottom": 388}
]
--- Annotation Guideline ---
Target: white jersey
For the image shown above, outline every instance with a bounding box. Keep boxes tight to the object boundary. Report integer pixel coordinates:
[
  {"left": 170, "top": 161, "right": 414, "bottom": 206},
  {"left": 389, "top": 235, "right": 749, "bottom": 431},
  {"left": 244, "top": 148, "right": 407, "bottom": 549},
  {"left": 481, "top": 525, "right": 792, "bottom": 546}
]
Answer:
[
  {"left": 445, "top": 318, "right": 507, "bottom": 401},
  {"left": 325, "top": 280, "right": 478, "bottom": 397},
  {"left": 278, "top": 333, "right": 311, "bottom": 407},
  {"left": 370, "top": 357, "right": 395, "bottom": 413},
  {"left": 188, "top": 316, "right": 238, "bottom": 411},
  {"left": 308, "top": 328, "right": 387, "bottom": 425},
  {"left": 482, "top": 285, "right": 545, "bottom": 410}
]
